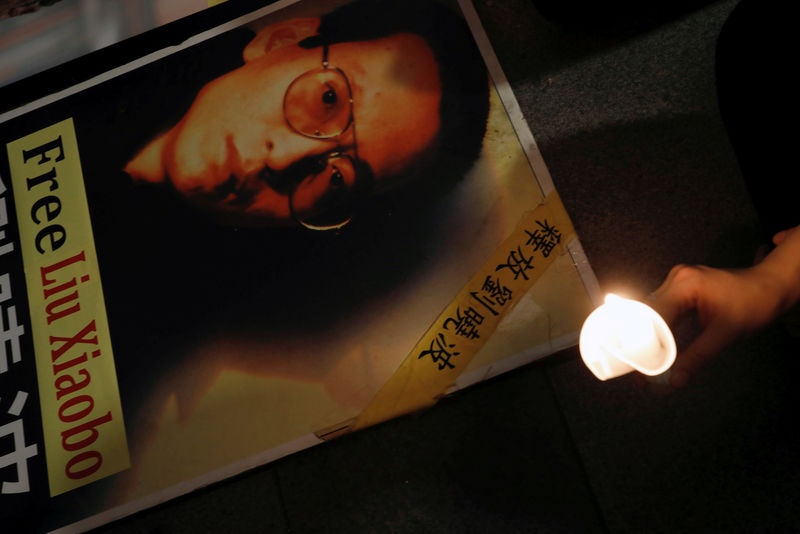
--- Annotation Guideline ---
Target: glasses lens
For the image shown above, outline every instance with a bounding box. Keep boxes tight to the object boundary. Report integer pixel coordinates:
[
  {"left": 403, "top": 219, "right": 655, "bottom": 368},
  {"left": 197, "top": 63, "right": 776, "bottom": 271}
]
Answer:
[
  {"left": 285, "top": 68, "right": 352, "bottom": 138},
  {"left": 290, "top": 155, "right": 357, "bottom": 230}
]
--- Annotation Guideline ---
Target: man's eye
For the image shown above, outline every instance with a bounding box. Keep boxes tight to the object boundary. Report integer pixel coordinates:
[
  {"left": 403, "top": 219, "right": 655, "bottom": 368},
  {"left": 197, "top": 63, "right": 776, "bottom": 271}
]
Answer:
[
  {"left": 284, "top": 69, "right": 351, "bottom": 138},
  {"left": 330, "top": 167, "right": 344, "bottom": 188},
  {"left": 322, "top": 86, "right": 338, "bottom": 108}
]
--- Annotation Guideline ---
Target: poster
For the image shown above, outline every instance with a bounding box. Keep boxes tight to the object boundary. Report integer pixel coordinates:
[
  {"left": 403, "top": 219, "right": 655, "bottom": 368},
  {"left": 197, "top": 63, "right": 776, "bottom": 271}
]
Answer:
[{"left": 0, "top": 0, "right": 599, "bottom": 531}]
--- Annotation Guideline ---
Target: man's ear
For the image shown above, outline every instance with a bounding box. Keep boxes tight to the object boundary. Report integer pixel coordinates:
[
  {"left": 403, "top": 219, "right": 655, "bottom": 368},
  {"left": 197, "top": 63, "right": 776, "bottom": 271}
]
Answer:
[
  {"left": 243, "top": 17, "right": 320, "bottom": 63},
  {"left": 124, "top": 131, "right": 168, "bottom": 183}
]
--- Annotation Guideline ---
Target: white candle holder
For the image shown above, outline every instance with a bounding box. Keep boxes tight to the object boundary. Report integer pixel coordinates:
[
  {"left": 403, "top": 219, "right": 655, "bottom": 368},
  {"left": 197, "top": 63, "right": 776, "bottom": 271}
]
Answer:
[{"left": 579, "top": 294, "right": 676, "bottom": 380}]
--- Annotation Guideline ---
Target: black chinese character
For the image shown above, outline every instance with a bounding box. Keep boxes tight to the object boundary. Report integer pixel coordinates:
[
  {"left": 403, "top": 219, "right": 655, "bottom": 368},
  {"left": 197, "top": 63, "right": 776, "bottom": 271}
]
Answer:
[
  {"left": 496, "top": 245, "right": 534, "bottom": 280},
  {"left": 443, "top": 306, "right": 484, "bottom": 340},
  {"left": 418, "top": 333, "right": 460, "bottom": 370},
  {"left": 481, "top": 276, "right": 513, "bottom": 306},
  {"left": 470, "top": 291, "right": 499, "bottom": 316},
  {"left": 525, "top": 219, "right": 561, "bottom": 258}
]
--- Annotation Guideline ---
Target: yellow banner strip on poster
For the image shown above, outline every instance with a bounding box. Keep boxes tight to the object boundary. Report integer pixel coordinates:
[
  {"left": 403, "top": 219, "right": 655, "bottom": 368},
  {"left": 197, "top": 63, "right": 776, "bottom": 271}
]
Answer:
[
  {"left": 341, "top": 191, "right": 576, "bottom": 434},
  {"left": 6, "top": 118, "right": 129, "bottom": 496}
]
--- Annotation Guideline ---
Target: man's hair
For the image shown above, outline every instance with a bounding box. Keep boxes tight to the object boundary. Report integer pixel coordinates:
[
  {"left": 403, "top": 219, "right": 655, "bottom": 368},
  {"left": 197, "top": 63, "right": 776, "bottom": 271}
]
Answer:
[{"left": 300, "top": 0, "right": 490, "bottom": 197}]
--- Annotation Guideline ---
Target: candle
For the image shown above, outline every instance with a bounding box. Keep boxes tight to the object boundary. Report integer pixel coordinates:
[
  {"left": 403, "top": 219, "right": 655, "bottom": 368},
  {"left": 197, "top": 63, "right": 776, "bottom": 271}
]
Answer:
[{"left": 579, "top": 293, "right": 676, "bottom": 380}]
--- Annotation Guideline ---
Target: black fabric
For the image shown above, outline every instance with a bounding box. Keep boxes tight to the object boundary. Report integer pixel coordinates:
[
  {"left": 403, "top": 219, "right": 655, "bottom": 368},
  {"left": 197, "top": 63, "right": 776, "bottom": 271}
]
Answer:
[{"left": 716, "top": 0, "right": 796, "bottom": 238}]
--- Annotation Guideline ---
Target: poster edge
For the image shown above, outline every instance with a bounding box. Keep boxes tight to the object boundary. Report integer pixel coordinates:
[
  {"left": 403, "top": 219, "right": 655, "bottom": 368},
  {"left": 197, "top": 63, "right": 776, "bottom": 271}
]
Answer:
[
  {"left": 0, "top": 0, "right": 303, "bottom": 125},
  {"left": 1, "top": 0, "right": 604, "bottom": 529},
  {"left": 48, "top": 433, "right": 324, "bottom": 534},
  {"left": 457, "top": 0, "right": 601, "bottom": 306}
]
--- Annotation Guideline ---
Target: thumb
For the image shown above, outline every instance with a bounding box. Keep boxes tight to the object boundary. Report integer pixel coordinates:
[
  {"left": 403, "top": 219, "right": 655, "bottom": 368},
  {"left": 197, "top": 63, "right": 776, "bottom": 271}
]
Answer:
[
  {"left": 124, "top": 131, "right": 169, "bottom": 183},
  {"left": 649, "top": 265, "right": 701, "bottom": 326},
  {"left": 772, "top": 224, "right": 800, "bottom": 246}
]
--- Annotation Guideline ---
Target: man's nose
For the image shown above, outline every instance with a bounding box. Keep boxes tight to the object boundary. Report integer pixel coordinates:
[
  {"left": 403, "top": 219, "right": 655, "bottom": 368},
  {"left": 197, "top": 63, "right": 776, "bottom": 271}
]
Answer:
[{"left": 237, "top": 126, "right": 334, "bottom": 174}]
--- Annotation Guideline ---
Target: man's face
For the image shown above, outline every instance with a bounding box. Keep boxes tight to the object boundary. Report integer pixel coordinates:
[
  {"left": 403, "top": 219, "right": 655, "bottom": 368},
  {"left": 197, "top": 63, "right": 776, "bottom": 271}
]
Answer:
[{"left": 125, "top": 20, "right": 442, "bottom": 227}]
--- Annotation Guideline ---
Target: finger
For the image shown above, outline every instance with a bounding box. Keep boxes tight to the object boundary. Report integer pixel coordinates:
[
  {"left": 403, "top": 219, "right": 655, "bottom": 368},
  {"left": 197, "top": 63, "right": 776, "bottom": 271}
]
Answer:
[
  {"left": 650, "top": 270, "right": 702, "bottom": 326},
  {"left": 669, "top": 319, "right": 738, "bottom": 387},
  {"left": 650, "top": 264, "right": 687, "bottom": 300},
  {"left": 649, "top": 292, "right": 683, "bottom": 327},
  {"left": 773, "top": 230, "right": 788, "bottom": 246},
  {"left": 773, "top": 224, "right": 800, "bottom": 246}
]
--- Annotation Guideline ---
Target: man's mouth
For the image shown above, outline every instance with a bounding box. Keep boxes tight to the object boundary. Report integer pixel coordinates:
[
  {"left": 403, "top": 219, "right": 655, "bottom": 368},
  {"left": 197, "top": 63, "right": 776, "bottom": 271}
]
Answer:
[
  {"left": 256, "top": 164, "right": 289, "bottom": 194},
  {"left": 262, "top": 155, "right": 331, "bottom": 195},
  {"left": 199, "top": 155, "right": 332, "bottom": 215},
  {"left": 213, "top": 172, "right": 271, "bottom": 208}
]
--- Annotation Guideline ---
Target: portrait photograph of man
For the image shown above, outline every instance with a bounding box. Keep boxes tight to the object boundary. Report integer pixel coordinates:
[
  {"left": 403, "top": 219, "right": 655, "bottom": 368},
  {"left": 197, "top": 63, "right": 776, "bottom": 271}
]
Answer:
[{"left": 124, "top": 0, "right": 490, "bottom": 231}]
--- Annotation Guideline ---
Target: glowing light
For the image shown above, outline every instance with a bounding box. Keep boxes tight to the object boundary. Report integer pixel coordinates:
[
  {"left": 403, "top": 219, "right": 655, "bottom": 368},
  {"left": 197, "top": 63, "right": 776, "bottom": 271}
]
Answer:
[{"left": 579, "top": 293, "right": 676, "bottom": 380}]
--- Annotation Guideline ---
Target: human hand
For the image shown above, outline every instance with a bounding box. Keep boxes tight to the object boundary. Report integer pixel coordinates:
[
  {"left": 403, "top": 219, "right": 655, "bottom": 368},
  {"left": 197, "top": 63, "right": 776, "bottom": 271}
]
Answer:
[{"left": 650, "top": 225, "right": 800, "bottom": 386}]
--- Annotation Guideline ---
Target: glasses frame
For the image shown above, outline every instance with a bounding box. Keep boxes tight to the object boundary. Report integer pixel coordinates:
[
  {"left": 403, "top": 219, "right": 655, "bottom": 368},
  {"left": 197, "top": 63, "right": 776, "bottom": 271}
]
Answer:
[{"left": 283, "top": 44, "right": 360, "bottom": 231}]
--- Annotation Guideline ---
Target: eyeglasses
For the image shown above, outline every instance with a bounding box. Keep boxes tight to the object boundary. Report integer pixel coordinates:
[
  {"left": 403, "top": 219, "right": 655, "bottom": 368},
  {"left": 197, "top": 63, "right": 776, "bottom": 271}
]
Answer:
[{"left": 283, "top": 44, "right": 362, "bottom": 231}]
